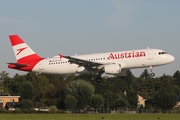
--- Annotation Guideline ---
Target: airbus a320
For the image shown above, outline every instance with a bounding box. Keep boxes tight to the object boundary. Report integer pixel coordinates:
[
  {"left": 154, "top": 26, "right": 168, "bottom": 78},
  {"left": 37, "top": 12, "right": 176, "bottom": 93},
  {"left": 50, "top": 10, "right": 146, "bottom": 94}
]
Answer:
[{"left": 8, "top": 35, "right": 174, "bottom": 81}]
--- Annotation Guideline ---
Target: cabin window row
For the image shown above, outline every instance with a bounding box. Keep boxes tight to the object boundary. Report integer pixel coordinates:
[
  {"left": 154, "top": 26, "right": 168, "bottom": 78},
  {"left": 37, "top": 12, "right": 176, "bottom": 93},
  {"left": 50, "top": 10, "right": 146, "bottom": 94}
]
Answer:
[
  {"left": 87, "top": 58, "right": 106, "bottom": 61},
  {"left": 48, "top": 57, "right": 106, "bottom": 65},
  {"left": 49, "top": 61, "right": 69, "bottom": 65}
]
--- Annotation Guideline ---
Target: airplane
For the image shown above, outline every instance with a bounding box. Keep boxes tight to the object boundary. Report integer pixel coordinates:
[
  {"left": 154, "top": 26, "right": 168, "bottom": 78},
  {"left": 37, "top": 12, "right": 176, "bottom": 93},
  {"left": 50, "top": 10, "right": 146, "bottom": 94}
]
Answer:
[{"left": 7, "top": 35, "right": 174, "bottom": 81}]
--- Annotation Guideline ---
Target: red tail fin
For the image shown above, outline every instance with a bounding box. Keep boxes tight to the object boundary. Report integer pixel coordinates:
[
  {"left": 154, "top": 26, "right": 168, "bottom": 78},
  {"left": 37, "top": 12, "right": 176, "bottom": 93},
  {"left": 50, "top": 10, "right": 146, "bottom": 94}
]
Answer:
[
  {"left": 8, "top": 35, "right": 44, "bottom": 71},
  {"left": 9, "top": 35, "right": 43, "bottom": 63}
]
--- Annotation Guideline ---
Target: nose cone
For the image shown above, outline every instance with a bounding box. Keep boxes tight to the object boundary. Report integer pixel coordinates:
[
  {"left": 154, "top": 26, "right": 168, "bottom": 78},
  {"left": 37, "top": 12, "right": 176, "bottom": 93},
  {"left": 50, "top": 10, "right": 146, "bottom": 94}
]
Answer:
[{"left": 168, "top": 55, "right": 175, "bottom": 63}]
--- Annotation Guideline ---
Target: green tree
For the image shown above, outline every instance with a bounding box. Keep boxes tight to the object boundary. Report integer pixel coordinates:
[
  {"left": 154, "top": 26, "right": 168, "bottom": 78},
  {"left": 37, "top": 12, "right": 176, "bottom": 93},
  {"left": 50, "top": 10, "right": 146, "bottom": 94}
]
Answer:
[
  {"left": 91, "top": 78, "right": 111, "bottom": 95},
  {"left": 0, "top": 71, "right": 9, "bottom": 81},
  {"left": 41, "top": 74, "right": 67, "bottom": 108},
  {"left": 91, "top": 94, "right": 104, "bottom": 109},
  {"left": 140, "top": 69, "right": 150, "bottom": 79},
  {"left": 107, "top": 77, "right": 129, "bottom": 93},
  {"left": 172, "top": 85, "right": 180, "bottom": 97},
  {"left": 3, "top": 74, "right": 24, "bottom": 95},
  {"left": 48, "top": 106, "right": 58, "bottom": 114},
  {"left": 103, "top": 91, "right": 118, "bottom": 108},
  {"left": 0, "top": 82, "right": 9, "bottom": 95},
  {"left": 64, "top": 94, "right": 77, "bottom": 109},
  {"left": 152, "top": 74, "right": 177, "bottom": 110},
  {"left": 20, "top": 99, "right": 33, "bottom": 110},
  {"left": 160, "top": 75, "right": 174, "bottom": 90},
  {"left": 125, "top": 70, "right": 134, "bottom": 89},
  {"left": 173, "top": 70, "right": 180, "bottom": 87},
  {"left": 126, "top": 90, "right": 138, "bottom": 109},
  {"left": 31, "top": 74, "right": 54, "bottom": 106},
  {"left": 20, "top": 81, "right": 35, "bottom": 100},
  {"left": 155, "top": 89, "right": 177, "bottom": 110},
  {"left": 116, "top": 97, "right": 129, "bottom": 108},
  {"left": 65, "top": 79, "right": 95, "bottom": 109}
]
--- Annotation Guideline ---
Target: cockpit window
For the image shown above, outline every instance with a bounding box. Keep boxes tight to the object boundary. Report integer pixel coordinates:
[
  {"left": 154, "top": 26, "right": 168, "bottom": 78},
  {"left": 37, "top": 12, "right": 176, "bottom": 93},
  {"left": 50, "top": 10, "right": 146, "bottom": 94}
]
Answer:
[{"left": 159, "top": 52, "right": 167, "bottom": 55}]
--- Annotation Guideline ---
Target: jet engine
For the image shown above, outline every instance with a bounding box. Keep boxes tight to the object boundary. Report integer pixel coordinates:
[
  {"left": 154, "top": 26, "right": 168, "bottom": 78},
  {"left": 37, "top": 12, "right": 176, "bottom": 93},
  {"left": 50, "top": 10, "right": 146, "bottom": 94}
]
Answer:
[
  {"left": 104, "top": 64, "right": 121, "bottom": 74},
  {"left": 76, "top": 66, "right": 86, "bottom": 73}
]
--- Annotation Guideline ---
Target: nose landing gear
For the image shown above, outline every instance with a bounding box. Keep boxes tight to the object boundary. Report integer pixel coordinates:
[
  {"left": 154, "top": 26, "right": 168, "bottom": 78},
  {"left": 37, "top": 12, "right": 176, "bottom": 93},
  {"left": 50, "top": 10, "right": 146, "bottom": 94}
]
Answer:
[
  {"left": 151, "top": 72, "right": 155, "bottom": 76},
  {"left": 150, "top": 66, "right": 155, "bottom": 77}
]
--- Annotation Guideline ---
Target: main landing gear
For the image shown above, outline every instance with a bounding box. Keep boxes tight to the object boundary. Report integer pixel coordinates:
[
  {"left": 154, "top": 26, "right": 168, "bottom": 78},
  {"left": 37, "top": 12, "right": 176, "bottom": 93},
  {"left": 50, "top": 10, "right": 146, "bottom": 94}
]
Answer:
[
  {"left": 91, "top": 76, "right": 102, "bottom": 82},
  {"left": 150, "top": 66, "right": 155, "bottom": 77},
  {"left": 90, "top": 73, "right": 102, "bottom": 82}
]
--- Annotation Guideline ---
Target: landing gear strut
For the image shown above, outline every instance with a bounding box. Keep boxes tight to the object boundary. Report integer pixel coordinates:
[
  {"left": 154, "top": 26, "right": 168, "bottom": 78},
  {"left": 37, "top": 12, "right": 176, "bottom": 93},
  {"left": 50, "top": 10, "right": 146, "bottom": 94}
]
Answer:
[{"left": 150, "top": 66, "right": 155, "bottom": 77}]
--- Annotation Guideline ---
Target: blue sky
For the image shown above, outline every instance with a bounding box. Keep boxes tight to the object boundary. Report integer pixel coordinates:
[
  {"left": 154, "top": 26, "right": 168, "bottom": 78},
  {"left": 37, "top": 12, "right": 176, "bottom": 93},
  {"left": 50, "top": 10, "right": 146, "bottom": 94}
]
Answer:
[{"left": 0, "top": 0, "right": 180, "bottom": 77}]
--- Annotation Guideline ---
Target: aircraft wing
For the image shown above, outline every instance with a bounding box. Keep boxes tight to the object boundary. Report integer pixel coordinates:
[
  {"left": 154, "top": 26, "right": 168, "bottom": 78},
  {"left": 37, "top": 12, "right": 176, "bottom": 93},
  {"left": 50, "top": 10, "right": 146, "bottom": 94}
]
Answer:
[{"left": 63, "top": 56, "right": 103, "bottom": 70}]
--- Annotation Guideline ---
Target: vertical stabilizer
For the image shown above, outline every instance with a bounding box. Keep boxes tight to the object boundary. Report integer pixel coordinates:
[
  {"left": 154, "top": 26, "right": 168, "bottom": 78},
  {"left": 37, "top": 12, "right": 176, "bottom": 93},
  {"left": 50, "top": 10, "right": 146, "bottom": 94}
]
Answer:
[{"left": 9, "top": 35, "right": 43, "bottom": 63}]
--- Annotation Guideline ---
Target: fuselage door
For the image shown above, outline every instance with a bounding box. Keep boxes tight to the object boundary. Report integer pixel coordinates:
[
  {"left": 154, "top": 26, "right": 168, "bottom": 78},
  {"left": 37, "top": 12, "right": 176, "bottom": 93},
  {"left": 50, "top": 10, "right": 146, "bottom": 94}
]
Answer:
[
  {"left": 147, "top": 49, "right": 153, "bottom": 60},
  {"left": 39, "top": 61, "right": 44, "bottom": 70}
]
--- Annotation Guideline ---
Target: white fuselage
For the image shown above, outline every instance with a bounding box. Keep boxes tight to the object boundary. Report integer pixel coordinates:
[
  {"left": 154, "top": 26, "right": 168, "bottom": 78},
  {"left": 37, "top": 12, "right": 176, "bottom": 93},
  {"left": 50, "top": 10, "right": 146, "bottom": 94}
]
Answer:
[{"left": 32, "top": 48, "right": 174, "bottom": 74}]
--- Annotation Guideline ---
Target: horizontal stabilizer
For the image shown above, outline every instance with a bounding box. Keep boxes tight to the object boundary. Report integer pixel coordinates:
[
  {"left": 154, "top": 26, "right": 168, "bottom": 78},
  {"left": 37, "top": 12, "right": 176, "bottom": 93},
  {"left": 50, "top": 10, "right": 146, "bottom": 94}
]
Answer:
[{"left": 7, "top": 63, "right": 29, "bottom": 68}]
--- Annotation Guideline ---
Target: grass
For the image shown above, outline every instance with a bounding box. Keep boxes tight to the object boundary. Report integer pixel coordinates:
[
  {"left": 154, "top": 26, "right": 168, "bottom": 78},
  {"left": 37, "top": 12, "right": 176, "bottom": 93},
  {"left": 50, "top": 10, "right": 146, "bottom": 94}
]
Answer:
[{"left": 0, "top": 114, "right": 180, "bottom": 120}]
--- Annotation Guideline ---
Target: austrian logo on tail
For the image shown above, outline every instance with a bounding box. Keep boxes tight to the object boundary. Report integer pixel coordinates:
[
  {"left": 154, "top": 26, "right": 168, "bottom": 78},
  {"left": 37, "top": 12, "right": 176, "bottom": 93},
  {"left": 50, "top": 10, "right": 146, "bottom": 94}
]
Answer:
[{"left": 16, "top": 47, "right": 27, "bottom": 55}]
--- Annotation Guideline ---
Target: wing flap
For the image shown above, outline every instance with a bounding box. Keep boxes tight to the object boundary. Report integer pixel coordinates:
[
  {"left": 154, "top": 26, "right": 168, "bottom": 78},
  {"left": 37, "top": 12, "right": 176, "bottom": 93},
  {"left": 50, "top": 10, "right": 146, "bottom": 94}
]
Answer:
[
  {"left": 62, "top": 55, "right": 126, "bottom": 72},
  {"left": 63, "top": 55, "right": 103, "bottom": 70}
]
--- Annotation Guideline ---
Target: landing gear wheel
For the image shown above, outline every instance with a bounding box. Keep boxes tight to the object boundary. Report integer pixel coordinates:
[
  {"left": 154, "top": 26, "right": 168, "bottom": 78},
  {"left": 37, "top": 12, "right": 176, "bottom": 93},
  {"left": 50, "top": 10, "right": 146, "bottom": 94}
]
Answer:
[
  {"left": 151, "top": 73, "right": 155, "bottom": 76},
  {"left": 90, "top": 77, "right": 95, "bottom": 81},
  {"left": 96, "top": 77, "right": 102, "bottom": 82}
]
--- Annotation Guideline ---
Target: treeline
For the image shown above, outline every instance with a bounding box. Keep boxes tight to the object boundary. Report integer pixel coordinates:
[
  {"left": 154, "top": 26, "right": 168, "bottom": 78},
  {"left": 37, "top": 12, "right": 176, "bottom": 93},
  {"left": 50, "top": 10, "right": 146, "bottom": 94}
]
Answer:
[{"left": 0, "top": 69, "right": 180, "bottom": 111}]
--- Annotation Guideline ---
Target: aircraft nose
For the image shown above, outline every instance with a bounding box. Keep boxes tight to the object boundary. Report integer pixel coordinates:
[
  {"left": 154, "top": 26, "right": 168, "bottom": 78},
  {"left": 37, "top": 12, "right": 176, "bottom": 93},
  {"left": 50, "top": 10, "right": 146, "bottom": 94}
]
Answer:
[{"left": 169, "top": 55, "right": 175, "bottom": 62}]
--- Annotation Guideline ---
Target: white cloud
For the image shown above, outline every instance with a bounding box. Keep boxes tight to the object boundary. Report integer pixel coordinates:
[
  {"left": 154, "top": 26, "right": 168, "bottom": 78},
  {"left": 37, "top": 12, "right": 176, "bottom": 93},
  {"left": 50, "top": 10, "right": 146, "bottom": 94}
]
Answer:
[{"left": 107, "top": 0, "right": 136, "bottom": 27}]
